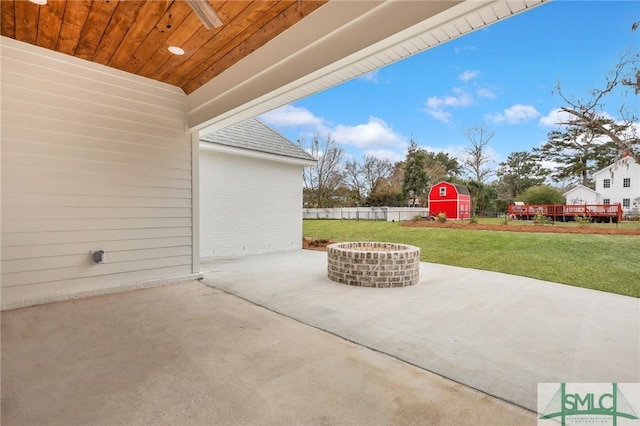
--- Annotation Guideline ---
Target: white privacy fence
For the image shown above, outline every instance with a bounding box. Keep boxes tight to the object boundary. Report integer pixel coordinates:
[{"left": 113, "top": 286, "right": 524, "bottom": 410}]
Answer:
[{"left": 303, "top": 207, "right": 429, "bottom": 222}]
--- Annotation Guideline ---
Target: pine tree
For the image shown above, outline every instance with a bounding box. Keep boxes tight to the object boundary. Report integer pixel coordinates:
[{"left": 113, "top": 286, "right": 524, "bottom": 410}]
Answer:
[{"left": 402, "top": 140, "right": 429, "bottom": 207}]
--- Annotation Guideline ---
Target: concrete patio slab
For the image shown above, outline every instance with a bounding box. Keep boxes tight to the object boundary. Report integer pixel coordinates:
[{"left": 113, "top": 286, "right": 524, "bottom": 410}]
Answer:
[
  {"left": 201, "top": 250, "right": 640, "bottom": 412},
  {"left": 1, "top": 281, "right": 534, "bottom": 425}
]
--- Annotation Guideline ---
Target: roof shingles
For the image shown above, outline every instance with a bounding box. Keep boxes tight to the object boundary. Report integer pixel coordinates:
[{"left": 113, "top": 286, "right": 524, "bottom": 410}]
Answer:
[{"left": 200, "top": 118, "right": 315, "bottom": 162}]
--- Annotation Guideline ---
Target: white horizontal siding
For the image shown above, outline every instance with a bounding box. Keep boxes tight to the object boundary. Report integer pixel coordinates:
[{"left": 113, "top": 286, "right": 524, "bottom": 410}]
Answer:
[
  {"left": 1, "top": 37, "right": 197, "bottom": 308},
  {"left": 594, "top": 159, "right": 640, "bottom": 210},
  {"left": 2, "top": 236, "right": 193, "bottom": 260},
  {"left": 2, "top": 194, "right": 192, "bottom": 208},
  {"left": 200, "top": 150, "right": 304, "bottom": 258}
]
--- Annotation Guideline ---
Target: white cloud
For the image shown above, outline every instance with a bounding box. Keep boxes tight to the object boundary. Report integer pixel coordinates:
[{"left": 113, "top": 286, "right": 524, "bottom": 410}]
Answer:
[
  {"left": 425, "top": 88, "right": 473, "bottom": 123},
  {"left": 358, "top": 70, "right": 379, "bottom": 83},
  {"left": 260, "top": 105, "right": 412, "bottom": 159},
  {"left": 538, "top": 108, "right": 624, "bottom": 130},
  {"left": 422, "top": 144, "right": 466, "bottom": 159},
  {"left": 259, "top": 105, "right": 323, "bottom": 127},
  {"left": 454, "top": 45, "right": 476, "bottom": 54},
  {"left": 538, "top": 108, "right": 574, "bottom": 127},
  {"left": 426, "top": 88, "right": 473, "bottom": 109},
  {"left": 426, "top": 109, "right": 453, "bottom": 123},
  {"left": 332, "top": 117, "right": 406, "bottom": 149},
  {"left": 459, "top": 70, "right": 479, "bottom": 82},
  {"left": 476, "top": 87, "right": 496, "bottom": 99},
  {"left": 487, "top": 104, "right": 540, "bottom": 124},
  {"left": 363, "top": 148, "right": 405, "bottom": 163}
]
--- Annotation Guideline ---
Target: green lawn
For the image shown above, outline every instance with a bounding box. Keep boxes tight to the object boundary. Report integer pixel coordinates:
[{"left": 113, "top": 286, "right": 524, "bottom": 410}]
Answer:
[{"left": 303, "top": 220, "right": 640, "bottom": 298}]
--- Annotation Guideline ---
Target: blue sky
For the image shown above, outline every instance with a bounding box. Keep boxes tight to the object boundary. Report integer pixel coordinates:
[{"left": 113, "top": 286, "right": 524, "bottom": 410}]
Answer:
[{"left": 259, "top": 0, "right": 639, "bottom": 167}]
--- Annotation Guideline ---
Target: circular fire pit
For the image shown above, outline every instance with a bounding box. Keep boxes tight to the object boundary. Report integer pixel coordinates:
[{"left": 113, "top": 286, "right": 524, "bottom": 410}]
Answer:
[{"left": 327, "top": 242, "right": 420, "bottom": 288}]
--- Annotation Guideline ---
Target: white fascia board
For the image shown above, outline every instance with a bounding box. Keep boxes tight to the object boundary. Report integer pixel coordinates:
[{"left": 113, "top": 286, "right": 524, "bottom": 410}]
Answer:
[
  {"left": 188, "top": 0, "right": 384, "bottom": 129},
  {"left": 187, "top": 0, "right": 548, "bottom": 132},
  {"left": 199, "top": 141, "right": 317, "bottom": 167}
]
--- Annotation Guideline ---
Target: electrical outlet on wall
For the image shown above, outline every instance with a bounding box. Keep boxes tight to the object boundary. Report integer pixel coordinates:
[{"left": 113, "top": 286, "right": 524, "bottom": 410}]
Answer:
[{"left": 90, "top": 250, "right": 106, "bottom": 264}]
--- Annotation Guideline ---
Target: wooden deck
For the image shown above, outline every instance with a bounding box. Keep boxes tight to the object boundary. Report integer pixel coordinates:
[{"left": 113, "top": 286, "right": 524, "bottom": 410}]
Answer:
[{"left": 508, "top": 204, "right": 623, "bottom": 223}]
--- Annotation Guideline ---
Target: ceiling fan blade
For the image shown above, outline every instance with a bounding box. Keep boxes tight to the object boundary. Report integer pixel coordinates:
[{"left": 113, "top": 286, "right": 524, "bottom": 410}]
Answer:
[{"left": 186, "top": 0, "right": 223, "bottom": 29}]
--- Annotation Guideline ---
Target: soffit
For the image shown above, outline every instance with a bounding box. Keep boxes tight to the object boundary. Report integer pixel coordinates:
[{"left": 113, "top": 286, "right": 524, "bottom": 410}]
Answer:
[{"left": 0, "top": 0, "right": 327, "bottom": 94}]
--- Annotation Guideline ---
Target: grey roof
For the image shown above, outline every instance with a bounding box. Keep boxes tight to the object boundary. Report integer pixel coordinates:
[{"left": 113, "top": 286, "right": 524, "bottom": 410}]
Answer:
[
  {"left": 200, "top": 118, "right": 315, "bottom": 162},
  {"left": 453, "top": 183, "right": 470, "bottom": 196}
]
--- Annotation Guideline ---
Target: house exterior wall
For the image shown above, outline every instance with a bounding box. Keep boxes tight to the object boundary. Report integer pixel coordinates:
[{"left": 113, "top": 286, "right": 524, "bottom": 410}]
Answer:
[
  {"left": 200, "top": 149, "right": 303, "bottom": 257},
  {"left": 593, "top": 157, "right": 640, "bottom": 212},
  {"left": 564, "top": 185, "right": 598, "bottom": 205},
  {"left": 1, "top": 38, "right": 199, "bottom": 310}
]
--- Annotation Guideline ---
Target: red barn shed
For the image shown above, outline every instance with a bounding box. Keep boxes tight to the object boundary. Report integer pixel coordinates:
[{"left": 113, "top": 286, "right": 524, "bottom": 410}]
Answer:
[{"left": 428, "top": 181, "right": 471, "bottom": 220}]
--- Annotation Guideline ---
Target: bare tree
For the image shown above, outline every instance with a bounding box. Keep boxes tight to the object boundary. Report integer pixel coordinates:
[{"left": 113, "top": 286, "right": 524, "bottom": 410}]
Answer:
[
  {"left": 362, "top": 156, "right": 394, "bottom": 198},
  {"left": 343, "top": 158, "right": 366, "bottom": 203},
  {"left": 344, "top": 155, "right": 393, "bottom": 202},
  {"left": 344, "top": 156, "right": 394, "bottom": 204},
  {"left": 463, "top": 126, "right": 495, "bottom": 183},
  {"left": 555, "top": 50, "right": 639, "bottom": 162},
  {"left": 299, "top": 135, "right": 344, "bottom": 207}
]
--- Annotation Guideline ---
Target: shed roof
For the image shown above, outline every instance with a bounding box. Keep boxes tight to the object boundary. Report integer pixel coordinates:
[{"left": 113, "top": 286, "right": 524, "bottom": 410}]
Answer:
[
  {"left": 431, "top": 181, "right": 470, "bottom": 196},
  {"left": 200, "top": 118, "right": 315, "bottom": 162},
  {"left": 453, "top": 183, "right": 470, "bottom": 196},
  {"left": 562, "top": 184, "right": 597, "bottom": 197}
]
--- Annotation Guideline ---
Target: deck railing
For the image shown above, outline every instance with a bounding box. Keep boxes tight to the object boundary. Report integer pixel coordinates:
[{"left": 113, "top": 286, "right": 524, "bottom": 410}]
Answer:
[{"left": 508, "top": 203, "right": 623, "bottom": 222}]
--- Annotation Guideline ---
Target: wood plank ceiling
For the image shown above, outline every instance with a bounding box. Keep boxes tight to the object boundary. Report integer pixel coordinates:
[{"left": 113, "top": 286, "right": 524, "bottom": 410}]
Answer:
[{"left": 1, "top": 0, "right": 328, "bottom": 94}]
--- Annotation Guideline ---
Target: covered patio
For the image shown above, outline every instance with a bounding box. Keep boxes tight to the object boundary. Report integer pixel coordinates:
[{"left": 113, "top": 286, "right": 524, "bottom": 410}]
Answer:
[
  {"left": 200, "top": 250, "right": 640, "bottom": 412},
  {"left": 3, "top": 250, "right": 638, "bottom": 424},
  {"left": 1, "top": 278, "right": 534, "bottom": 425}
]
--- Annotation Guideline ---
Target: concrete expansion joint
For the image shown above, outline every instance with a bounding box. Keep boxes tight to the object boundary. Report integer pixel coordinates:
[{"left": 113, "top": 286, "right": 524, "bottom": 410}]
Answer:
[{"left": 198, "top": 278, "right": 536, "bottom": 417}]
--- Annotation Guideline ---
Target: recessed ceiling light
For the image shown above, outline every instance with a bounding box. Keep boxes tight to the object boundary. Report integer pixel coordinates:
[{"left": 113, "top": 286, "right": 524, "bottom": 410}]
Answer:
[
  {"left": 29, "top": 0, "right": 47, "bottom": 4},
  {"left": 168, "top": 46, "right": 185, "bottom": 56}
]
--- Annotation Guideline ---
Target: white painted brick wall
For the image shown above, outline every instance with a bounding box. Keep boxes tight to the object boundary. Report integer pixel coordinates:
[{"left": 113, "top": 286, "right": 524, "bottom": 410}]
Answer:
[{"left": 200, "top": 150, "right": 304, "bottom": 257}]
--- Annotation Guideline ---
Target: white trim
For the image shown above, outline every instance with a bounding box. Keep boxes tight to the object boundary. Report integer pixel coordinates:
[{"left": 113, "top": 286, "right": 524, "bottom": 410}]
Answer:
[
  {"left": 191, "top": 131, "right": 200, "bottom": 274},
  {"left": 199, "top": 141, "right": 317, "bottom": 166},
  {"left": 1, "top": 273, "right": 204, "bottom": 311}
]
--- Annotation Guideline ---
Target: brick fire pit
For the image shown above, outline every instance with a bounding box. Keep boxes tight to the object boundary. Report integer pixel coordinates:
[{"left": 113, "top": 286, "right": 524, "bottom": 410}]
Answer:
[{"left": 327, "top": 242, "right": 420, "bottom": 288}]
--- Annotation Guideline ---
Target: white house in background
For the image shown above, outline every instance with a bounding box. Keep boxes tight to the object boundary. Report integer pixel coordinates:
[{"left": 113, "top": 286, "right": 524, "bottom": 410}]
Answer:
[
  {"left": 595, "top": 155, "right": 640, "bottom": 214},
  {"left": 199, "top": 119, "right": 315, "bottom": 258},
  {"left": 563, "top": 155, "right": 640, "bottom": 214},
  {"left": 563, "top": 184, "right": 598, "bottom": 205}
]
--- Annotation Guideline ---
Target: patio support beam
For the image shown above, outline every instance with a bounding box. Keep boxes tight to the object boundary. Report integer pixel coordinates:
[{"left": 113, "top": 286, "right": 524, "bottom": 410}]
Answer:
[{"left": 186, "top": 0, "right": 547, "bottom": 133}]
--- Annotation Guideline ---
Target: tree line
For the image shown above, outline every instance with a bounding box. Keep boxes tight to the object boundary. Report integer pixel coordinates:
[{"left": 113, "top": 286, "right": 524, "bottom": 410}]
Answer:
[{"left": 301, "top": 30, "right": 639, "bottom": 213}]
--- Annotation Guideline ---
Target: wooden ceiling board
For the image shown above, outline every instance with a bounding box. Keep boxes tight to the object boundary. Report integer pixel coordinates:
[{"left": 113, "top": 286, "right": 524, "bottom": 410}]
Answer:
[
  {"left": 1, "top": 0, "right": 328, "bottom": 94},
  {"left": 14, "top": 0, "right": 39, "bottom": 45},
  {"left": 56, "top": 0, "right": 90, "bottom": 55},
  {"left": 91, "top": 1, "right": 144, "bottom": 65},
  {"left": 184, "top": 0, "right": 326, "bottom": 94},
  {"left": 1, "top": 0, "right": 16, "bottom": 39},
  {"left": 164, "top": 0, "right": 289, "bottom": 87},
  {"left": 133, "top": 9, "right": 203, "bottom": 80},
  {"left": 75, "top": 0, "right": 120, "bottom": 60},
  {"left": 150, "top": 1, "right": 249, "bottom": 82},
  {"left": 36, "top": 0, "right": 65, "bottom": 50},
  {"left": 122, "top": 0, "right": 194, "bottom": 74},
  {"left": 107, "top": 0, "right": 169, "bottom": 69}
]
